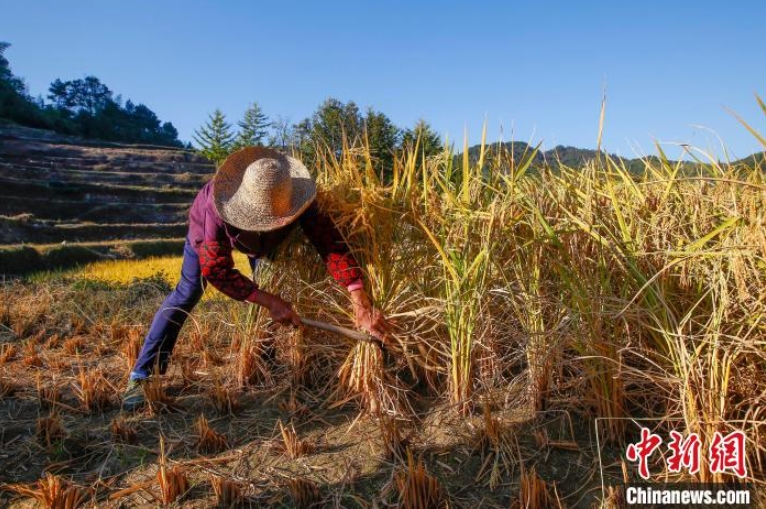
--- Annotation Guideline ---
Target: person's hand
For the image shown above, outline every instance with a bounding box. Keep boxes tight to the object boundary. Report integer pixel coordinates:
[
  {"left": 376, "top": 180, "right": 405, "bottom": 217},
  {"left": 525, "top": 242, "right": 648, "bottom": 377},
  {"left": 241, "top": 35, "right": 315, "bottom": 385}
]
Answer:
[
  {"left": 350, "top": 288, "right": 392, "bottom": 342},
  {"left": 248, "top": 290, "right": 302, "bottom": 327}
]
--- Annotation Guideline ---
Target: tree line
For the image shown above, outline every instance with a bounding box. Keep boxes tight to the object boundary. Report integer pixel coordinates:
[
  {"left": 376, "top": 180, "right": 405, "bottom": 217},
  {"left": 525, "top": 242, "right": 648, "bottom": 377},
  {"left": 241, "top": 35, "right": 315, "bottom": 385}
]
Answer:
[
  {"left": 194, "top": 99, "right": 443, "bottom": 180},
  {"left": 0, "top": 42, "right": 182, "bottom": 147}
]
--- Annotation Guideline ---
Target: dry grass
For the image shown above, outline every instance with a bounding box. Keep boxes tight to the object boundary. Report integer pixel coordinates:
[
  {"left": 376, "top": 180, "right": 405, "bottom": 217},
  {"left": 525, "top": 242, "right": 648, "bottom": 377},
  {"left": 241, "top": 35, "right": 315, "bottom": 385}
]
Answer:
[
  {"left": 276, "top": 419, "right": 313, "bottom": 459},
  {"left": 110, "top": 415, "right": 138, "bottom": 444},
  {"left": 36, "top": 412, "right": 66, "bottom": 448},
  {"left": 62, "top": 336, "right": 86, "bottom": 355},
  {"left": 0, "top": 343, "right": 17, "bottom": 364},
  {"left": 0, "top": 373, "right": 17, "bottom": 398},
  {"left": 143, "top": 373, "right": 176, "bottom": 414},
  {"left": 287, "top": 477, "right": 321, "bottom": 509},
  {"left": 122, "top": 328, "right": 142, "bottom": 371},
  {"left": 6, "top": 473, "right": 90, "bottom": 509},
  {"left": 512, "top": 466, "right": 561, "bottom": 509},
  {"left": 208, "top": 376, "right": 240, "bottom": 415},
  {"left": 156, "top": 436, "right": 189, "bottom": 506},
  {"left": 210, "top": 475, "right": 244, "bottom": 506},
  {"left": 394, "top": 450, "right": 448, "bottom": 509},
  {"left": 193, "top": 414, "right": 228, "bottom": 453},
  {"left": 72, "top": 365, "right": 112, "bottom": 412}
]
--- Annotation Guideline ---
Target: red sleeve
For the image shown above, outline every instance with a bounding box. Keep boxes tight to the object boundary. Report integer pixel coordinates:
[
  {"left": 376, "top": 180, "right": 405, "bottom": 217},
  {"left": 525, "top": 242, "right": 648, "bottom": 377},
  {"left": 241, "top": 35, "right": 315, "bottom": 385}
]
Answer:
[
  {"left": 198, "top": 240, "right": 259, "bottom": 301},
  {"left": 298, "top": 201, "right": 363, "bottom": 288}
]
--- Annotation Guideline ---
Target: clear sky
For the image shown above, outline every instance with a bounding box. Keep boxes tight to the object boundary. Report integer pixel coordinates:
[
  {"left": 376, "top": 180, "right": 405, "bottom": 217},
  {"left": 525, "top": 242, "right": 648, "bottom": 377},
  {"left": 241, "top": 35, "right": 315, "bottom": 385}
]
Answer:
[{"left": 2, "top": 1, "right": 764, "bottom": 159}]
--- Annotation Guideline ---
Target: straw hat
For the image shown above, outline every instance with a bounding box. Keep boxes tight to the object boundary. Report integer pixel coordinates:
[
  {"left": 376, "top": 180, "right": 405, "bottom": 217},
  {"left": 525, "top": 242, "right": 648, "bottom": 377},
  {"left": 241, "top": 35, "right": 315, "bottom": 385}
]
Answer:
[{"left": 213, "top": 146, "right": 317, "bottom": 232}]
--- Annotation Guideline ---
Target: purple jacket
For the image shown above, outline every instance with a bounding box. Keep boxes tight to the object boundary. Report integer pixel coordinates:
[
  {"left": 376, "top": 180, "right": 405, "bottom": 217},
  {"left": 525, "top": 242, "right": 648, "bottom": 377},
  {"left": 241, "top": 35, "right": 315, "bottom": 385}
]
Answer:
[{"left": 187, "top": 180, "right": 363, "bottom": 301}]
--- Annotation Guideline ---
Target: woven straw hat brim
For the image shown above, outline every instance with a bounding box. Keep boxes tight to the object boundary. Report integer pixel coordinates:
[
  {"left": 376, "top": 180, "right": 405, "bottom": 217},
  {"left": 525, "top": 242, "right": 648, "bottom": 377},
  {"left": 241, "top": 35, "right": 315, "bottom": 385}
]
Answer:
[{"left": 213, "top": 147, "right": 317, "bottom": 232}]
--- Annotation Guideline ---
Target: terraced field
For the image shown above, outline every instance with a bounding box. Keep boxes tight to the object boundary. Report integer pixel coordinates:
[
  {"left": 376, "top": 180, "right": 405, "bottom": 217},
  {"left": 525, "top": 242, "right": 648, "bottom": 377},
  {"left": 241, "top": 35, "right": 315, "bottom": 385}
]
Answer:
[{"left": 0, "top": 125, "right": 214, "bottom": 273}]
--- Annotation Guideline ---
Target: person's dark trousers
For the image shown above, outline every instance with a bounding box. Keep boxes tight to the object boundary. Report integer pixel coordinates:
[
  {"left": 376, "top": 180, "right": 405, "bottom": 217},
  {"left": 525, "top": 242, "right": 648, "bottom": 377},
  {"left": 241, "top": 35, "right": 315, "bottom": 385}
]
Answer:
[{"left": 129, "top": 239, "right": 260, "bottom": 381}]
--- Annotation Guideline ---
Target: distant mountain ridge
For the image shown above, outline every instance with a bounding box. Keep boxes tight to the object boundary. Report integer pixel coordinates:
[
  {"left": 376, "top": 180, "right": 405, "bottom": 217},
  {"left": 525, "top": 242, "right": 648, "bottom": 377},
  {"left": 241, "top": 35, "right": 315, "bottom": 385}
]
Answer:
[{"left": 460, "top": 141, "right": 765, "bottom": 170}]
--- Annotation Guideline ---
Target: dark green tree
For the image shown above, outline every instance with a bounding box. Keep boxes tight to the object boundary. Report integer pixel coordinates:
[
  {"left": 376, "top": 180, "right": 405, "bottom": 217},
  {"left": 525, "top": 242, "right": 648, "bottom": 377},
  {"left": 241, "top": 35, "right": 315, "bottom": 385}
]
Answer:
[
  {"left": 308, "top": 98, "right": 362, "bottom": 156},
  {"left": 193, "top": 109, "right": 235, "bottom": 166},
  {"left": 0, "top": 42, "right": 51, "bottom": 128},
  {"left": 402, "top": 119, "right": 442, "bottom": 158},
  {"left": 48, "top": 76, "right": 114, "bottom": 115},
  {"left": 234, "top": 102, "right": 270, "bottom": 149},
  {"left": 364, "top": 107, "right": 400, "bottom": 181}
]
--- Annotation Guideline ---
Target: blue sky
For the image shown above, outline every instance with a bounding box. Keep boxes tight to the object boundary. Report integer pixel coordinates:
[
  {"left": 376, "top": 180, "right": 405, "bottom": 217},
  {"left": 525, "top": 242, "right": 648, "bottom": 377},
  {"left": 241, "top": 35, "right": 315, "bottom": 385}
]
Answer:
[{"left": 2, "top": 1, "right": 764, "bottom": 159}]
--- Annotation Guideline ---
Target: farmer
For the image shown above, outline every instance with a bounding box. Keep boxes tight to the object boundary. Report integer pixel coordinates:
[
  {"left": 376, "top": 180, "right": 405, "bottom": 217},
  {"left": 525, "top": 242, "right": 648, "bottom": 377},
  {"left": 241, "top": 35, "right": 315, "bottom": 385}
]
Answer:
[{"left": 122, "top": 147, "right": 391, "bottom": 411}]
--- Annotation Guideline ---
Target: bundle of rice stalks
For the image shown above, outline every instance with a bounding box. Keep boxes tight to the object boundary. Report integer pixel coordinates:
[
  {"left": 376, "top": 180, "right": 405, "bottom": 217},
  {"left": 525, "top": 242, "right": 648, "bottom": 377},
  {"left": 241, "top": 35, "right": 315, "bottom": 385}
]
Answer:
[
  {"left": 394, "top": 450, "right": 448, "bottom": 509},
  {"left": 110, "top": 415, "right": 137, "bottom": 444},
  {"left": 474, "top": 403, "right": 519, "bottom": 488},
  {"left": 6, "top": 473, "right": 90, "bottom": 509},
  {"left": 337, "top": 340, "right": 398, "bottom": 416},
  {"left": 210, "top": 475, "right": 244, "bottom": 506},
  {"left": 157, "top": 437, "right": 189, "bottom": 506},
  {"left": 287, "top": 477, "right": 321, "bottom": 509},
  {"left": 208, "top": 377, "right": 240, "bottom": 415},
  {"left": 276, "top": 420, "right": 313, "bottom": 459},
  {"left": 193, "top": 414, "right": 228, "bottom": 453},
  {"left": 62, "top": 336, "right": 86, "bottom": 356},
  {"left": 0, "top": 343, "right": 17, "bottom": 364},
  {"left": 36, "top": 412, "right": 67, "bottom": 448},
  {"left": 72, "top": 366, "right": 111, "bottom": 412},
  {"left": 512, "top": 466, "right": 561, "bottom": 509},
  {"left": 123, "top": 328, "right": 142, "bottom": 371}
]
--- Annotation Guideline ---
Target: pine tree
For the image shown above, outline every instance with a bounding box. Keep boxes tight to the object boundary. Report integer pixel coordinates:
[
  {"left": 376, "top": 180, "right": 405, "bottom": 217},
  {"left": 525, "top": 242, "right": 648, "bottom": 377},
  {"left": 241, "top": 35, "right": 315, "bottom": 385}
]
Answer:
[
  {"left": 234, "top": 102, "right": 270, "bottom": 149},
  {"left": 401, "top": 119, "right": 442, "bottom": 158},
  {"left": 193, "top": 109, "right": 235, "bottom": 166}
]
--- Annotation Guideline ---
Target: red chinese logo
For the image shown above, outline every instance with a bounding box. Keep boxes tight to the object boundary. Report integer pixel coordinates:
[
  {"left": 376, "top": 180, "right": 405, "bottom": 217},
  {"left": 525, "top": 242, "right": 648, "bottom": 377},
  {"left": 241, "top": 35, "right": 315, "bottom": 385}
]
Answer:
[
  {"left": 626, "top": 427, "right": 748, "bottom": 479},
  {"left": 667, "top": 430, "right": 701, "bottom": 475},
  {"left": 626, "top": 427, "right": 663, "bottom": 479},
  {"left": 709, "top": 431, "right": 747, "bottom": 478}
]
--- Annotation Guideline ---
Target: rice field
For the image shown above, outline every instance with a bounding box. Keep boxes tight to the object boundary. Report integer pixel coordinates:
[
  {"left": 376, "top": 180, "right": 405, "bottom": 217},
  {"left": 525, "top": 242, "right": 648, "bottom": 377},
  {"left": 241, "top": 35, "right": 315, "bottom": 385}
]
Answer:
[{"left": 0, "top": 107, "right": 765, "bottom": 507}]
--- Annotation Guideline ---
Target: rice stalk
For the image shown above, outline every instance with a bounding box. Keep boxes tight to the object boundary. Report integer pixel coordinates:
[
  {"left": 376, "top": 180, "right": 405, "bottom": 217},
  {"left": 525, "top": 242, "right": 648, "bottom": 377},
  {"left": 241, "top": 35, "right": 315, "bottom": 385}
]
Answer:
[
  {"left": 393, "top": 449, "right": 448, "bottom": 509},
  {"left": 276, "top": 419, "right": 313, "bottom": 459},
  {"left": 5, "top": 473, "right": 90, "bottom": 509},
  {"left": 210, "top": 475, "right": 244, "bottom": 506},
  {"left": 193, "top": 414, "right": 228, "bottom": 453},
  {"left": 156, "top": 436, "right": 188, "bottom": 506}
]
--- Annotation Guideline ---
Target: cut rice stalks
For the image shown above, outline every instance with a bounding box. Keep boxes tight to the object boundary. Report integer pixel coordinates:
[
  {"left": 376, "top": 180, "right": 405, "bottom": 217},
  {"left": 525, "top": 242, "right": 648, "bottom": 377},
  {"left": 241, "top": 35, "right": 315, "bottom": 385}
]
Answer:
[
  {"left": 287, "top": 477, "right": 321, "bottom": 509},
  {"left": 276, "top": 419, "right": 313, "bottom": 459},
  {"left": 193, "top": 414, "right": 228, "bottom": 453},
  {"left": 5, "top": 473, "right": 90, "bottom": 509},
  {"left": 512, "top": 465, "right": 562, "bottom": 509},
  {"left": 210, "top": 475, "right": 244, "bottom": 506},
  {"left": 156, "top": 436, "right": 189, "bottom": 506},
  {"left": 36, "top": 412, "right": 67, "bottom": 448},
  {"left": 110, "top": 415, "right": 138, "bottom": 444},
  {"left": 72, "top": 365, "right": 112, "bottom": 412},
  {"left": 144, "top": 373, "right": 176, "bottom": 414},
  {"left": 394, "top": 449, "right": 449, "bottom": 509},
  {"left": 209, "top": 376, "right": 240, "bottom": 415},
  {"left": 474, "top": 403, "right": 519, "bottom": 488},
  {"left": 122, "top": 328, "right": 142, "bottom": 371}
]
